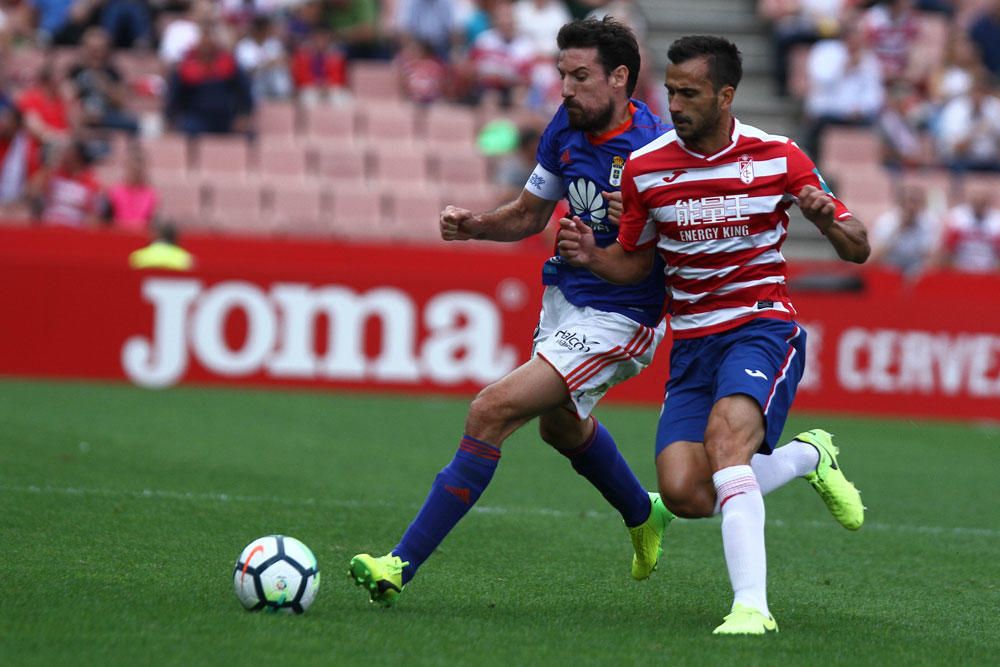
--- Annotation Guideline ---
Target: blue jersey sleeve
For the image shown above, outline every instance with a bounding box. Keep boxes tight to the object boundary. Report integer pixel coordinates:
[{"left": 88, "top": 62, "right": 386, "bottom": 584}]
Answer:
[{"left": 535, "top": 107, "right": 567, "bottom": 177}]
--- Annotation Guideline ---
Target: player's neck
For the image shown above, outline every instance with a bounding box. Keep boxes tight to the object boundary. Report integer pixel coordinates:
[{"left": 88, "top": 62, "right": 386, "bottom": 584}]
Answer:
[
  {"left": 590, "top": 100, "right": 633, "bottom": 138},
  {"left": 683, "top": 115, "right": 735, "bottom": 157}
]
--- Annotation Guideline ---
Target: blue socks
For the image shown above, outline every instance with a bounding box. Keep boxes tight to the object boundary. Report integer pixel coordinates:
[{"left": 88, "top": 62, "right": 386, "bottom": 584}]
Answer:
[
  {"left": 560, "top": 419, "right": 651, "bottom": 528},
  {"left": 393, "top": 435, "right": 500, "bottom": 584}
]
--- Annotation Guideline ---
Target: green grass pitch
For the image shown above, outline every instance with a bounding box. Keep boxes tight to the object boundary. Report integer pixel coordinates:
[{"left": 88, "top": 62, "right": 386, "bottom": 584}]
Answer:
[{"left": 1, "top": 379, "right": 998, "bottom": 666}]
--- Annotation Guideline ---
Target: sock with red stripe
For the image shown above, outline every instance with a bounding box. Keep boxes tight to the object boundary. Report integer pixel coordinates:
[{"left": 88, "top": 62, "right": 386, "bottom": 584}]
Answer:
[
  {"left": 712, "top": 439, "right": 819, "bottom": 514},
  {"left": 560, "top": 419, "right": 651, "bottom": 527},
  {"left": 393, "top": 435, "right": 501, "bottom": 585},
  {"left": 713, "top": 465, "right": 769, "bottom": 616}
]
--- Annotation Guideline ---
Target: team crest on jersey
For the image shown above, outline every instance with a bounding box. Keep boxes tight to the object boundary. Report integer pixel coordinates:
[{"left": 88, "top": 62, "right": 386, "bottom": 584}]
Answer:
[
  {"left": 738, "top": 154, "right": 754, "bottom": 184},
  {"left": 609, "top": 156, "right": 625, "bottom": 187}
]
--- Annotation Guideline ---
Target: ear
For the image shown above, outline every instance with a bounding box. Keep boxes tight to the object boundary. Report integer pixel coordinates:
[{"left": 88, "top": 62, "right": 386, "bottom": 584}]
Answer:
[
  {"left": 718, "top": 84, "right": 735, "bottom": 112},
  {"left": 610, "top": 64, "right": 629, "bottom": 91}
]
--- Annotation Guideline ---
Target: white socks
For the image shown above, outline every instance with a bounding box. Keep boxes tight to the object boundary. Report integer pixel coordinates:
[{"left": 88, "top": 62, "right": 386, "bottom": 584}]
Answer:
[
  {"left": 713, "top": 465, "right": 769, "bottom": 616},
  {"left": 713, "top": 438, "right": 819, "bottom": 514}
]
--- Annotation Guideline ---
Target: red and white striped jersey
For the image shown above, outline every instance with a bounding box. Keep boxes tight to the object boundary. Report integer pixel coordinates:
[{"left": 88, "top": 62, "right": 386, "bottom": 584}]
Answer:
[{"left": 617, "top": 119, "right": 852, "bottom": 339}]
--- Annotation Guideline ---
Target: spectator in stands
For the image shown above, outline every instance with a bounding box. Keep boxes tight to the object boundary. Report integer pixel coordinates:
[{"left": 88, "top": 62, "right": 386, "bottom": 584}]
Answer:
[
  {"left": 129, "top": 222, "right": 193, "bottom": 271},
  {"left": 235, "top": 14, "right": 293, "bottom": 101},
  {"left": 100, "top": 0, "right": 152, "bottom": 48},
  {"left": 492, "top": 123, "right": 538, "bottom": 202},
  {"left": 394, "top": 35, "right": 449, "bottom": 105},
  {"left": 165, "top": 25, "right": 254, "bottom": 136},
  {"left": 17, "top": 60, "right": 72, "bottom": 150},
  {"left": 927, "top": 30, "right": 981, "bottom": 109},
  {"left": 27, "top": 0, "right": 96, "bottom": 45},
  {"left": 860, "top": 0, "right": 920, "bottom": 81},
  {"left": 286, "top": 0, "right": 325, "bottom": 45},
  {"left": 290, "top": 27, "right": 349, "bottom": 106},
  {"left": 935, "top": 73, "right": 1000, "bottom": 173},
  {"left": 877, "top": 80, "right": 928, "bottom": 170},
  {"left": 933, "top": 191, "right": 1000, "bottom": 272},
  {"left": 869, "top": 183, "right": 939, "bottom": 277},
  {"left": 395, "top": 0, "right": 460, "bottom": 60},
  {"left": 802, "top": 25, "right": 884, "bottom": 160},
  {"left": 968, "top": 0, "right": 1000, "bottom": 81},
  {"left": 104, "top": 143, "right": 157, "bottom": 231},
  {"left": 457, "top": 0, "right": 495, "bottom": 48},
  {"left": 69, "top": 26, "right": 140, "bottom": 136},
  {"left": 468, "top": 0, "right": 533, "bottom": 107},
  {"left": 514, "top": 0, "right": 571, "bottom": 60},
  {"left": 758, "top": 0, "right": 846, "bottom": 97},
  {"left": 328, "top": 0, "right": 385, "bottom": 60},
  {"left": 159, "top": 0, "right": 213, "bottom": 66},
  {"left": 29, "top": 138, "right": 101, "bottom": 226},
  {"left": 0, "top": 96, "right": 43, "bottom": 213},
  {"left": 584, "top": 0, "right": 647, "bottom": 39}
]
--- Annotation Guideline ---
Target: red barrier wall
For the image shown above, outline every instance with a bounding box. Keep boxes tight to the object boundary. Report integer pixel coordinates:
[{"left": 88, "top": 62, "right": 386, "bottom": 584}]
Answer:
[{"left": 2, "top": 226, "right": 998, "bottom": 421}]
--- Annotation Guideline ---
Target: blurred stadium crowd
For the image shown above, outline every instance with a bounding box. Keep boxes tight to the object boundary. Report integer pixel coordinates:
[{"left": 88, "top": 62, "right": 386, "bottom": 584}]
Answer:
[
  {"left": 0, "top": 0, "right": 996, "bottom": 274},
  {"left": 769, "top": 0, "right": 1000, "bottom": 274}
]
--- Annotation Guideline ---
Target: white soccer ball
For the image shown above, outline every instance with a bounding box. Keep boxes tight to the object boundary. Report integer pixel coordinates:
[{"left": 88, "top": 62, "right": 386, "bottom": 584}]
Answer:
[{"left": 233, "top": 535, "right": 320, "bottom": 614}]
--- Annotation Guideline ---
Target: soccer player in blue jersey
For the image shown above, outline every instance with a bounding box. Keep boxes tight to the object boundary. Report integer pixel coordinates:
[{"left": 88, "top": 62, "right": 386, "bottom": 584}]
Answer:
[{"left": 348, "top": 17, "right": 676, "bottom": 606}]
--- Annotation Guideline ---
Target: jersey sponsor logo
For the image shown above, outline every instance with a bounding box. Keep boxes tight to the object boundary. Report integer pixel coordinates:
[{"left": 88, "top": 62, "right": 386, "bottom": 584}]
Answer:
[
  {"left": 567, "top": 178, "right": 608, "bottom": 229},
  {"left": 739, "top": 154, "right": 754, "bottom": 184},
  {"left": 122, "top": 278, "right": 518, "bottom": 388},
  {"left": 745, "top": 369, "right": 768, "bottom": 380},
  {"left": 662, "top": 169, "right": 687, "bottom": 184},
  {"left": 555, "top": 329, "right": 593, "bottom": 352},
  {"left": 675, "top": 194, "right": 752, "bottom": 227},
  {"left": 609, "top": 155, "right": 625, "bottom": 187}
]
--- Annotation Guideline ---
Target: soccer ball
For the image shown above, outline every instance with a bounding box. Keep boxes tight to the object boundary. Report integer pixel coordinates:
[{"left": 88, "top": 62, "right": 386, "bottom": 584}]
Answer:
[{"left": 233, "top": 535, "right": 320, "bottom": 614}]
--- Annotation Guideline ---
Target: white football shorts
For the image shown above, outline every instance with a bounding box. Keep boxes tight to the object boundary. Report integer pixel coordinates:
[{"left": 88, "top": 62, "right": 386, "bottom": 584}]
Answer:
[{"left": 532, "top": 286, "right": 666, "bottom": 419}]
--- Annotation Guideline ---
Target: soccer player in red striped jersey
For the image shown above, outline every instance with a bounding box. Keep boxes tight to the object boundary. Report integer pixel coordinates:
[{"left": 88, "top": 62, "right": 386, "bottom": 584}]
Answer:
[{"left": 558, "top": 35, "right": 869, "bottom": 635}]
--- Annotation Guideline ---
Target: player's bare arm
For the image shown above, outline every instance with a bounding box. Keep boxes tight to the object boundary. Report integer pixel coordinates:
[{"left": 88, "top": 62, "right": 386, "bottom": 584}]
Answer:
[
  {"left": 556, "top": 216, "right": 653, "bottom": 284},
  {"left": 440, "top": 190, "right": 557, "bottom": 242},
  {"left": 797, "top": 185, "right": 871, "bottom": 263}
]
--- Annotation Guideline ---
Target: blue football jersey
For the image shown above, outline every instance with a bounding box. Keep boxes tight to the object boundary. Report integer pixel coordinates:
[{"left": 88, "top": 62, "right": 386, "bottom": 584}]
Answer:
[{"left": 527, "top": 99, "right": 670, "bottom": 327}]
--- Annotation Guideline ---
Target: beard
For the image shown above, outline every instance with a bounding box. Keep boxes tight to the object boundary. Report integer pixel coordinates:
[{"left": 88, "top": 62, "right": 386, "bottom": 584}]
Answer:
[
  {"left": 672, "top": 101, "right": 721, "bottom": 145},
  {"left": 566, "top": 98, "right": 616, "bottom": 133}
]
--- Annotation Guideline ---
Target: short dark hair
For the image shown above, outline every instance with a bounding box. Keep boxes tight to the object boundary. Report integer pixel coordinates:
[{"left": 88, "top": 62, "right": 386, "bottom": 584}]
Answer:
[
  {"left": 557, "top": 17, "right": 641, "bottom": 97},
  {"left": 667, "top": 35, "right": 742, "bottom": 91}
]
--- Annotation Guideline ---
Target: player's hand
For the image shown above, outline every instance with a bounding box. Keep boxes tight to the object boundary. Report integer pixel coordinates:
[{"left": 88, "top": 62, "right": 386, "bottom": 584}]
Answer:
[
  {"left": 602, "top": 190, "right": 623, "bottom": 226},
  {"left": 556, "top": 216, "right": 595, "bottom": 266},
  {"left": 796, "top": 185, "right": 836, "bottom": 234},
  {"left": 440, "top": 205, "right": 475, "bottom": 241}
]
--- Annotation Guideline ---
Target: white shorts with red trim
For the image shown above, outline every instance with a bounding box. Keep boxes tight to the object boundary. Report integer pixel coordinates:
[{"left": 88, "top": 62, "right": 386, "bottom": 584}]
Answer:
[{"left": 532, "top": 286, "right": 666, "bottom": 419}]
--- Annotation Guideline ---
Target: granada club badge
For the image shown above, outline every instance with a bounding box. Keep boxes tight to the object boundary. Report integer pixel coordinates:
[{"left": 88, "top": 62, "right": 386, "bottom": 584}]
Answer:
[
  {"left": 609, "top": 156, "right": 625, "bottom": 187},
  {"left": 738, "top": 154, "right": 754, "bottom": 184}
]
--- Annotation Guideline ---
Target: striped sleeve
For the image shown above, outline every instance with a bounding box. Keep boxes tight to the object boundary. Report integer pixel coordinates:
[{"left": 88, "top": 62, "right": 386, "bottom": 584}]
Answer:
[
  {"left": 616, "top": 159, "right": 658, "bottom": 251},
  {"left": 786, "top": 142, "right": 852, "bottom": 221}
]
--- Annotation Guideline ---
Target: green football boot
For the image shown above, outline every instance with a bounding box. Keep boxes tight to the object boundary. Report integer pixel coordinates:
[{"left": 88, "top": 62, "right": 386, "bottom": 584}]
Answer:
[
  {"left": 713, "top": 603, "right": 778, "bottom": 635},
  {"left": 797, "top": 429, "right": 865, "bottom": 531},
  {"left": 348, "top": 553, "right": 409, "bottom": 607},
  {"left": 628, "top": 492, "right": 674, "bottom": 580}
]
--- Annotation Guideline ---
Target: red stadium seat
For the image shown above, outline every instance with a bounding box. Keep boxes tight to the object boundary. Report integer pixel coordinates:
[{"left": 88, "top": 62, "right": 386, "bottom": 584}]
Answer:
[
  {"left": 205, "top": 179, "right": 266, "bottom": 234},
  {"left": 349, "top": 60, "right": 402, "bottom": 102},
  {"left": 142, "top": 134, "right": 191, "bottom": 180},
  {"left": 302, "top": 103, "right": 358, "bottom": 141},
  {"left": 358, "top": 103, "right": 418, "bottom": 145},
  {"left": 424, "top": 105, "right": 478, "bottom": 145},
  {"left": 432, "top": 148, "right": 491, "bottom": 186},
  {"left": 821, "top": 127, "right": 881, "bottom": 170},
  {"left": 266, "top": 180, "right": 326, "bottom": 236},
  {"left": 368, "top": 143, "right": 428, "bottom": 185},
  {"left": 257, "top": 101, "right": 298, "bottom": 138},
  {"left": 257, "top": 142, "right": 310, "bottom": 180},
  {"left": 156, "top": 177, "right": 207, "bottom": 230},
  {"left": 329, "top": 186, "right": 383, "bottom": 237},
  {"left": 197, "top": 135, "right": 252, "bottom": 178},
  {"left": 382, "top": 189, "right": 446, "bottom": 242},
  {"left": 316, "top": 144, "right": 368, "bottom": 186}
]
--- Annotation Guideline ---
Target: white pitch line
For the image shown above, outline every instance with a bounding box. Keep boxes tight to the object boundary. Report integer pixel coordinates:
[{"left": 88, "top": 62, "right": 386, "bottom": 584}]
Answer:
[{"left": 3, "top": 482, "right": 998, "bottom": 539}]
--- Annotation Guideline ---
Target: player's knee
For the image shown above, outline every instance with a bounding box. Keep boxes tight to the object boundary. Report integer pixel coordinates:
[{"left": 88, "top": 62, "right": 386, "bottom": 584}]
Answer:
[
  {"left": 538, "top": 412, "right": 587, "bottom": 450},
  {"left": 659, "top": 479, "right": 715, "bottom": 518},
  {"left": 465, "top": 384, "right": 519, "bottom": 442}
]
